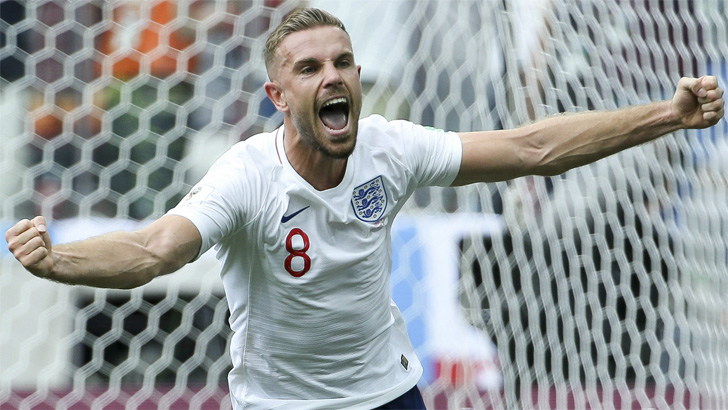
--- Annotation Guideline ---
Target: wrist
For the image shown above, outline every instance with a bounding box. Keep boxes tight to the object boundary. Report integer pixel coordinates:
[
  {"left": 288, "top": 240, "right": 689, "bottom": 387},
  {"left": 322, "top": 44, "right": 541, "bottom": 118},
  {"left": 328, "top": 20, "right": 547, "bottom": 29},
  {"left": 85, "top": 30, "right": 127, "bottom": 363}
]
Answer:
[
  {"left": 660, "top": 99, "right": 685, "bottom": 131},
  {"left": 41, "top": 250, "right": 64, "bottom": 282}
]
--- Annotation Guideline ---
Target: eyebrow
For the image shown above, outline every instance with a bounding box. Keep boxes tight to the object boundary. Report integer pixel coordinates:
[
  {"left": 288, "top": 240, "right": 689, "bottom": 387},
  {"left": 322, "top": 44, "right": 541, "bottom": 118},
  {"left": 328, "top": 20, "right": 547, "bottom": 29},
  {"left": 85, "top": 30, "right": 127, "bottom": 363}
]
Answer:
[{"left": 292, "top": 51, "right": 354, "bottom": 70}]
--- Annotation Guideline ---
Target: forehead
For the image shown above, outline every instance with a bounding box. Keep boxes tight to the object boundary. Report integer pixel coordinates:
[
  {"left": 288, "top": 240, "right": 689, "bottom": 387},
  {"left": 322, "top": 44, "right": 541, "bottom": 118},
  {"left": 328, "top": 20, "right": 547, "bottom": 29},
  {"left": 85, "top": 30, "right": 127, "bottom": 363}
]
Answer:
[{"left": 277, "top": 26, "right": 353, "bottom": 67}]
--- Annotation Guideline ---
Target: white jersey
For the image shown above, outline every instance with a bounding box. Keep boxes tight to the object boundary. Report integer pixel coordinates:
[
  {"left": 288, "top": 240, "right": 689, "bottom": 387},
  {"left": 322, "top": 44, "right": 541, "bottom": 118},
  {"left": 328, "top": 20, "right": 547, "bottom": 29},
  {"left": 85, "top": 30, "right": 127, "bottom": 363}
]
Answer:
[{"left": 167, "top": 114, "right": 462, "bottom": 409}]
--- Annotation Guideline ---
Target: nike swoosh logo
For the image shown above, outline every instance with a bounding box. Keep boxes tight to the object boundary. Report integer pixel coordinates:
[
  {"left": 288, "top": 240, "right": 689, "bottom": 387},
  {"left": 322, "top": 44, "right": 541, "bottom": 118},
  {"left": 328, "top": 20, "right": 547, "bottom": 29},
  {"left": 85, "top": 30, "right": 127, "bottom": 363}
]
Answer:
[{"left": 281, "top": 206, "right": 310, "bottom": 223}]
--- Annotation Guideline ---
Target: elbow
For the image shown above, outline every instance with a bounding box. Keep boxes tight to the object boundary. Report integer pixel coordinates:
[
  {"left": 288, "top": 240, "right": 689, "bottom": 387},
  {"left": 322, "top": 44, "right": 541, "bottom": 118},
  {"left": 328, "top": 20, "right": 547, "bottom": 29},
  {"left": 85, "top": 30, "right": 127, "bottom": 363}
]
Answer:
[
  {"left": 150, "top": 246, "right": 185, "bottom": 279},
  {"left": 133, "top": 216, "right": 200, "bottom": 287},
  {"left": 530, "top": 148, "right": 588, "bottom": 177},
  {"left": 533, "top": 162, "right": 567, "bottom": 177},
  {"left": 513, "top": 126, "right": 553, "bottom": 177},
  {"left": 518, "top": 119, "right": 588, "bottom": 177},
  {"left": 146, "top": 233, "right": 192, "bottom": 278},
  {"left": 519, "top": 140, "right": 565, "bottom": 177},
  {"left": 108, "top": 240, "right": 177, "bottom": 290},
  {"left": 520, "top": 132, "right": 572, "bottom": 177},
  {"left": 116, "top": 249, "right": 177, "bottom": 289},
  {"left": 125, "top": 249, "right": 167, "bottom": 289},
  {"left": 118, "top": 274, "right": 154, "bottom": 290}
]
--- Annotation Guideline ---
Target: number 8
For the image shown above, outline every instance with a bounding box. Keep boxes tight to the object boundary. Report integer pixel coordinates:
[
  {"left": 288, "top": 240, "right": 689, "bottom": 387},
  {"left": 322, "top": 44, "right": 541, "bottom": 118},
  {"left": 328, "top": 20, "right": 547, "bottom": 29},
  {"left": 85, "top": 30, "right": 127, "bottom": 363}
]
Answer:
[{"left": 285, "top": 228, "right": 311, "bottom": 277}]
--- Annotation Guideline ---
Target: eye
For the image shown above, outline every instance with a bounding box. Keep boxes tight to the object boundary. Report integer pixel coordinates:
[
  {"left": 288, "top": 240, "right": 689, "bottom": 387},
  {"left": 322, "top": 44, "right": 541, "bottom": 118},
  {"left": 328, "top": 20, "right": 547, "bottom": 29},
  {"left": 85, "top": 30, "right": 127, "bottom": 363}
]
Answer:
[
  {"left": 336, "top": 60, "right": 352, "bottom": 68},
  {"left": 301, "top": 65, "right": 317, "bottom": 75}
]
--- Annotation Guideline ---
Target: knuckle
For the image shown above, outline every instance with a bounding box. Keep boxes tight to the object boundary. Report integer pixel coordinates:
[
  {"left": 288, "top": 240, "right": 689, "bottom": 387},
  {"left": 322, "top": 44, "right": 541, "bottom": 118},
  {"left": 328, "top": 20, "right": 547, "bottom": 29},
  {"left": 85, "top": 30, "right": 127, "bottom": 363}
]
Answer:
[
  {"left": 7, "top": 238, "right": 23, "bottom": 254},
  {"left": 11, "top": 248, "right": 22, "bottom": 260},
  {"left": 13, "top": 243, "right": 29, "bottom": 258},
  {"left": 23, "top": 248, "right": 47, "bottom": 267},
  {"left": 27, "top": 236, "right": 42, "bottom": 250}
]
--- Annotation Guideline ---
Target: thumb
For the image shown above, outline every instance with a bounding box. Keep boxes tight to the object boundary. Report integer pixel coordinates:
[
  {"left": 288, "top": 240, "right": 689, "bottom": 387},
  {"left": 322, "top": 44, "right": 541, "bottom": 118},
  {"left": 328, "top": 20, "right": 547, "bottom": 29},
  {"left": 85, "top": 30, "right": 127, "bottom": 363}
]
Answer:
[
  {"left": 31, "top": 215, "right": 52, "bottom": 252},
  {"left": 685, "top": 76, "right": 707, "bottom": 98}
]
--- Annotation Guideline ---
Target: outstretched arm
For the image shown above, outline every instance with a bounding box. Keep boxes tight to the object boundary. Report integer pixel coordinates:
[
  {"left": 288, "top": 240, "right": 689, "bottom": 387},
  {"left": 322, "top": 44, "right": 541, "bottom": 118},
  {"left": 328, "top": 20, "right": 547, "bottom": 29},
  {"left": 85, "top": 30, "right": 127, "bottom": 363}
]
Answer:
[
  {"left": 5, "top": 214, "right": 201, "bottom": 289},
  {"left": 453, "top": 76, "right": 724, "bottom": 185}
]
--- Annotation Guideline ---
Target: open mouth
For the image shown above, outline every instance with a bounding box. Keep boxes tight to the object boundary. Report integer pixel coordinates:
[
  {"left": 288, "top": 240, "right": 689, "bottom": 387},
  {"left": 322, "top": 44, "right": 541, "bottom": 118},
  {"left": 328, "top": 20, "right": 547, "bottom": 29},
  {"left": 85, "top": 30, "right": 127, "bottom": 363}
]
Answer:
[{"left": 318, "top": 97, "right": 350, "bottom": 132}]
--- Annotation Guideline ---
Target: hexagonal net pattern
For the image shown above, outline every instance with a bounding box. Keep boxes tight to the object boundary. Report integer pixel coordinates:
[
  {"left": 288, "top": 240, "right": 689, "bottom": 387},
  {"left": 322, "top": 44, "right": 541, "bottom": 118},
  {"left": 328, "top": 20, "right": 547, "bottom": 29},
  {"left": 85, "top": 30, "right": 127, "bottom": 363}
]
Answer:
[{"left": 1, "top": 1, "right": 727, "bottom": 409}]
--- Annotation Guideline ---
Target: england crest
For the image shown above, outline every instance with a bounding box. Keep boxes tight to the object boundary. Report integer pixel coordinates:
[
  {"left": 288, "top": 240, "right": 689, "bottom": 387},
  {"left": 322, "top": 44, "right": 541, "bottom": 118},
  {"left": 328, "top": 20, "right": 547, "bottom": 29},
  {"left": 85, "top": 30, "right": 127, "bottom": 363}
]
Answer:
[{"left": 351, "top": 176, "right": 388, "bottom": 222}]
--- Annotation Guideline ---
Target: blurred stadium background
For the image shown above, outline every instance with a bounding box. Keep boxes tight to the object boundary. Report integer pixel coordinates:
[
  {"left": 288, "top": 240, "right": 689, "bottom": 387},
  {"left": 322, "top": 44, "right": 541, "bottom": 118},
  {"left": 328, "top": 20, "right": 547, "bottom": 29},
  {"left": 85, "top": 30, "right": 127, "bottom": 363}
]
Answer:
[{"left": 1, "top": 0, "right": 727, "bottom": 409}]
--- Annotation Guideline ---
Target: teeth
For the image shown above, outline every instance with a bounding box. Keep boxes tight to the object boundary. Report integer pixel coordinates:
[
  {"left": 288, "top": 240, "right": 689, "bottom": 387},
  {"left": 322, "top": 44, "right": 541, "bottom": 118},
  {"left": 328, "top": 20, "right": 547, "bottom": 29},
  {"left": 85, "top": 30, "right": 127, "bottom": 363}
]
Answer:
[{"left": 322, "top": 97, "right": 347, "bottom": 108}]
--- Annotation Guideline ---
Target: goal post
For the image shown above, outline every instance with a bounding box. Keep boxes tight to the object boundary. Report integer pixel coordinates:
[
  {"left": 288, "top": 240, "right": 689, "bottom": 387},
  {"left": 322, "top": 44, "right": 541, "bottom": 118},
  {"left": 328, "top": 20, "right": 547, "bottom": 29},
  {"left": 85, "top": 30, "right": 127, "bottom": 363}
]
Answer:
[{"left": 1, "top": 1, "right": 727, "bottom": 409}]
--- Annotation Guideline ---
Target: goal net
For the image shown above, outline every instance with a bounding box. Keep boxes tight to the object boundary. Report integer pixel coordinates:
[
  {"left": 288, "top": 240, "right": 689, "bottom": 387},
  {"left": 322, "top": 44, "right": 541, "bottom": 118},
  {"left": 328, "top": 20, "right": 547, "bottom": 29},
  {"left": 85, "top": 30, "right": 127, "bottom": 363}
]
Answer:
[{"left": 1, "top": 0, "right": 727, "bottom": 409}]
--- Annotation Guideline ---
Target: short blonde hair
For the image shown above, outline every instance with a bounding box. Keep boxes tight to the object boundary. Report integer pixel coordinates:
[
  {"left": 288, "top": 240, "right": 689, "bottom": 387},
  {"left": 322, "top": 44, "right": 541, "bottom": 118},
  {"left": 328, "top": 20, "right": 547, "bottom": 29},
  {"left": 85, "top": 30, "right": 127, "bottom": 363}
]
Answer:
[{"left": 264, "top": 8, "right": 348, "bottom": 78}]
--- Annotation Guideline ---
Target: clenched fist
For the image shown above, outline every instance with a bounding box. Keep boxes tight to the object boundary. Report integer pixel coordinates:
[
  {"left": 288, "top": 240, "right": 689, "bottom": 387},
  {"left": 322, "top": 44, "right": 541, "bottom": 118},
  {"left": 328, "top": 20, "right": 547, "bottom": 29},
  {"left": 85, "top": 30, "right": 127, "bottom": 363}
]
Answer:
[
  {"left": 5, "top": 216, "right": 55, "bottom": 278},
  {"left": 672, "top": 75, "right": 725, "bottom": 129}
]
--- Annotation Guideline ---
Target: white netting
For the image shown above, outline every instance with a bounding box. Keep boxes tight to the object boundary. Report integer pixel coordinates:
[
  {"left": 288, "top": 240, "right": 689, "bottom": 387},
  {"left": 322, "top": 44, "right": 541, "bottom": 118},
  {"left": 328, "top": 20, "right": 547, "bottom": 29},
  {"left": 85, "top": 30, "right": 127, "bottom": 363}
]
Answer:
[{"left": 1, "top": 1, "right": 727, "bottom": 409}]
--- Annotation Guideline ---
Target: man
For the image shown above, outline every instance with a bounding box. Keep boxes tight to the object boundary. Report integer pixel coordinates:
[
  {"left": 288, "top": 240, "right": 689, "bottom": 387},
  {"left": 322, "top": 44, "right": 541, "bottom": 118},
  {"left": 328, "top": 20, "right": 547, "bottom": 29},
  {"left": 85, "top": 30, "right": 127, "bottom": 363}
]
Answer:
[{"left": 5, "top": 7, "right": 724, "bottom": 410}]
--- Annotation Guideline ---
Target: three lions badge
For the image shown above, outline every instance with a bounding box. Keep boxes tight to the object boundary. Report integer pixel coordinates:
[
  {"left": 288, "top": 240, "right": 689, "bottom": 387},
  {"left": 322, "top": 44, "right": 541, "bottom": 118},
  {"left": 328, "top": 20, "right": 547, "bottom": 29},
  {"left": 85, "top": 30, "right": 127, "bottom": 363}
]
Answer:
[{"left": 351, "top": 176, "right": 387, "bottom": 222}]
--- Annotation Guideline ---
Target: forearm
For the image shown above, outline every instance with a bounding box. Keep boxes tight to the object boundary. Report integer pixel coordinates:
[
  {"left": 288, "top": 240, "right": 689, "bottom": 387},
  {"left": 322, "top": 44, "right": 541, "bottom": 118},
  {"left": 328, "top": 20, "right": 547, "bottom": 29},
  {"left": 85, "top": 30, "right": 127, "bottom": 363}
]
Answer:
[
  {"left": 49, "top": 231, "right": 172, "bottom": 289},
  {"left": 455, "top": 100, "right": 682, "bottom": 184},
  {"left": 455, "top": 76, "right": 722, "bottom": 185},
  {"left": 531, "top": 100, "right": 681, "bottom": 175},
  {"left": 7, "top": 214, "right": 201, "bottom": 289}
]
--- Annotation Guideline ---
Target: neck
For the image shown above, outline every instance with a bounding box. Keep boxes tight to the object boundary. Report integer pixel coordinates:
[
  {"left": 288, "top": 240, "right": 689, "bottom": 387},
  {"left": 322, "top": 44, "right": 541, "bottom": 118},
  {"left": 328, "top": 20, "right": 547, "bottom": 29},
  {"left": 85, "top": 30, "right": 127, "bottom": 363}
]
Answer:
[{"left": 283, "top": 122, "right": 348, "bottom": 191}]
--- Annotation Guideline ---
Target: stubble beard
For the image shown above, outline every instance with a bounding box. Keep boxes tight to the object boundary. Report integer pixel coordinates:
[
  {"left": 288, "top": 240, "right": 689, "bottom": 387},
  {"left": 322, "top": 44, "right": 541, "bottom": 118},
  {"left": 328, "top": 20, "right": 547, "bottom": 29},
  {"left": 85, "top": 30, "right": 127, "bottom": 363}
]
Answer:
[{"left": 291, "top": 110, "right": 357, "bottom": 160}]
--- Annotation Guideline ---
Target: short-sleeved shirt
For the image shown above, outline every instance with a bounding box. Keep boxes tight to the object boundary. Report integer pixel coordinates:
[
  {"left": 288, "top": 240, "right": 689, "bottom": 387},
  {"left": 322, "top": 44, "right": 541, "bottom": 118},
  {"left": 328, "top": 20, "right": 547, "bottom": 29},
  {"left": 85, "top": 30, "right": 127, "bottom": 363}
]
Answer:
[{"left": 167, "top": 114, "right": 462, "bottom": 409}]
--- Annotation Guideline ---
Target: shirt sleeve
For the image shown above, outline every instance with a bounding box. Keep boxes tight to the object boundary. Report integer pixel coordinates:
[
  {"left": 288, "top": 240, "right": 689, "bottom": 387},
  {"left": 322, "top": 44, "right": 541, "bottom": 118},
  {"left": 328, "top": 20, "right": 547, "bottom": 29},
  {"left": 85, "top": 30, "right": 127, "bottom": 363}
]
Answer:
[
  {"left": 165, "top": 153, "right": 249, "bottom": 260},
  {"left": 389, "top": 119, "right": 463, "bottom": 187}
]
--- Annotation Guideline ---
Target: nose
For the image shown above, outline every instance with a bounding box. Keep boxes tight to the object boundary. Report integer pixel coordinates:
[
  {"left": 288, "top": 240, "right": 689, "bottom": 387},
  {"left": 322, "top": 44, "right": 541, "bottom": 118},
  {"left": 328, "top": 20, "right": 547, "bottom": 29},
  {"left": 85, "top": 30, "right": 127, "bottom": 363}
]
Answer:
[{"left": 322, "top": 62, "right": 343, "bottom": 88}]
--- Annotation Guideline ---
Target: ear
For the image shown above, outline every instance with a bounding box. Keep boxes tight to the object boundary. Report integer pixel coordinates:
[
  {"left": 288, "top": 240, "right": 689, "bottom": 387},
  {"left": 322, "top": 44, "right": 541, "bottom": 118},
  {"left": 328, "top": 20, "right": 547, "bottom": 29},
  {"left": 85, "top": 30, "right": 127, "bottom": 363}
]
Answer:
[{"left": 264, "top": 81, "right": 288, "bottom": 113}]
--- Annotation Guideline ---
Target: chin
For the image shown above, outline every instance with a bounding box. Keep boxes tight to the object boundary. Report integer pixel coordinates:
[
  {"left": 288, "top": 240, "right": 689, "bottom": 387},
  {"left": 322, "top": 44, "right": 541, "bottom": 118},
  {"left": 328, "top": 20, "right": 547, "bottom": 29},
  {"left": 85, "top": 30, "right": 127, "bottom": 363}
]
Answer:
[
  {"left": 319, "top": 123, "right": 358, "bottom": 159},
  {"left": 321, "top": 139, "right": 356, "bottom": 159}
]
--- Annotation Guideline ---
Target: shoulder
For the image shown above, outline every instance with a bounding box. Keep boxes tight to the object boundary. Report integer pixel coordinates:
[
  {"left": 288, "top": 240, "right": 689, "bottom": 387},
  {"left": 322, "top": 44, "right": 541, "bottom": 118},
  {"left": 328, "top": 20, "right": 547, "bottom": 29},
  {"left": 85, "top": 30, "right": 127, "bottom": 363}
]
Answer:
[
  {"left": 356, "top": 115, "right": 462, "bottom": 186},
  {"left": 357, "top": 115, "right": 409, "bottom": 148},
  {"left": 210, "top": 129, "right": 281, "bottom": 173},
  {"left": 359, "top": 114, "right": 449, "bottom": 139},
  {"left": 195, "top": 129, "right": 282, "bottom": 199},
  {"left": 358, "top": 114, "right": 407, "bottom": 136},
  {"left": 357, "top": 115, "right": 454, "bottom": 151},
  {"left": 174, "top": 129, "right": 282, "bottom": 220}
]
